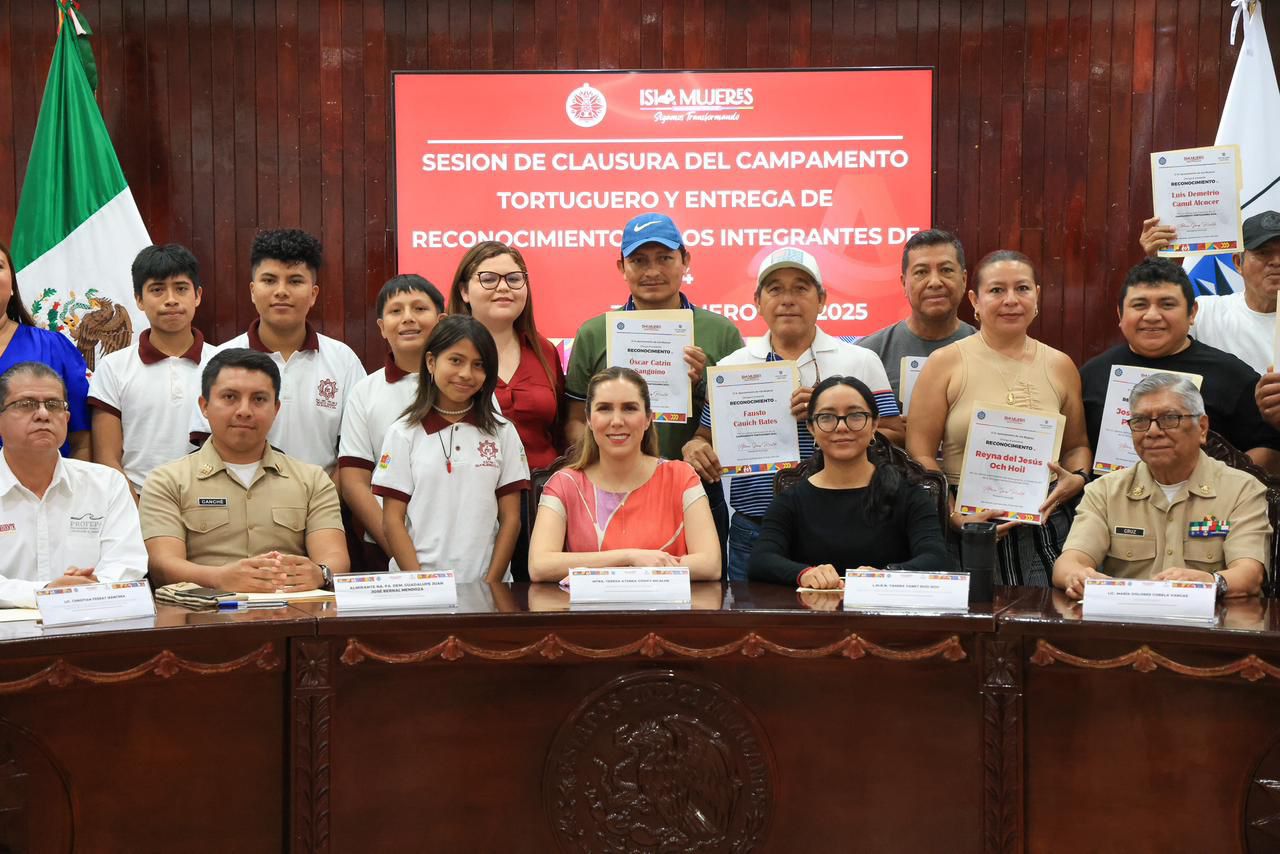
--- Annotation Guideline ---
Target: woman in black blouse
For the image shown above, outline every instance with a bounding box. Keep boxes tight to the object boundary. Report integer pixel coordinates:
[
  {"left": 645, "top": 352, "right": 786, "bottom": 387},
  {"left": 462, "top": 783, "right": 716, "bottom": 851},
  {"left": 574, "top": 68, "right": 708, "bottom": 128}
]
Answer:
[{"left": 748, "top": 376, "right": 954, "bottom": 588}]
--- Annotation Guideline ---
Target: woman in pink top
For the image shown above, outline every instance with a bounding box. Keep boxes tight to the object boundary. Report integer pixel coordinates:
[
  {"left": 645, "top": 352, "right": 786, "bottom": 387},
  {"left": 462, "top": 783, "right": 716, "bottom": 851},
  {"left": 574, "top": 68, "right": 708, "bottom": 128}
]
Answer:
[{"left": 528, "top": 367, "right": 721, "bottom": 582}]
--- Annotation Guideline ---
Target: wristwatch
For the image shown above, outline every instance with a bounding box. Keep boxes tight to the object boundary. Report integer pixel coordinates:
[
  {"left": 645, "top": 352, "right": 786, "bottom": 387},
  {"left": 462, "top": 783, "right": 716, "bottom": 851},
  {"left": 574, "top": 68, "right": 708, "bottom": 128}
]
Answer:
[
  {"left": 318, "top": 564, "right": 333, "bottom": 590},
  {"left": 1212, "top": 571, "right": 1228, "bottom": 601}
]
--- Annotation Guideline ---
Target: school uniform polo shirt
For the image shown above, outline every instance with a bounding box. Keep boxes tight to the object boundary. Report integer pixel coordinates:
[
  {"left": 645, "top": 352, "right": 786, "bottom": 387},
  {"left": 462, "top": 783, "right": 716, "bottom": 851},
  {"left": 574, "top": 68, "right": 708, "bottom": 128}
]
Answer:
[
  {"left": 698, "top": 326, "right": 899, "bottom": 520},
  {"left": 1062, "top": 451, "right": 1270, "bottom": 577},
  {"left": 0, "top": 452, "right": 148, "bottom": 607},
  {"left": 190, "top": 320, "right": 366, "bottom": 473},
  {"left": 371, "top": 410, "right": 530, "bottom": 583},
  {"left": 140, "top": 441, "right": 344, "bottom": 567},
  {"left": 88, "top": 330, "right": 214, "bottom": 492},
  {"left": 337, "top": 355, "right": 418, "bottom": 544}
]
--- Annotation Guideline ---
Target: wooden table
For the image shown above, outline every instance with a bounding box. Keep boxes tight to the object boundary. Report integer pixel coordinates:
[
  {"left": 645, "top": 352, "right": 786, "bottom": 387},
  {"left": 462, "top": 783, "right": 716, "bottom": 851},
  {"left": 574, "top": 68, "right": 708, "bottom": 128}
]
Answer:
[{"left": 3, "top": 585, "right": 1279, "bottom": 853}]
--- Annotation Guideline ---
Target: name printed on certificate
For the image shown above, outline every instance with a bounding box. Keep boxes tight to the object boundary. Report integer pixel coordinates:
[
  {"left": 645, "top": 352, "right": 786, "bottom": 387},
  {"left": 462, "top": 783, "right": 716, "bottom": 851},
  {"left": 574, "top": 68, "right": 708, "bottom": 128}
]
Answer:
[
  {"left": 1093, "top": 365, "right": 1203, "bottom": 475},
  {"left": 605, "top": 309, "right": 694, "bottom": 422},
  {"left": 708, "top": 362, "right": 801, "bottom": 475},
  {"left": 1150, "top": 145, "right": 1243, "bottom": 256},
  {"left": 955, "top": 404, "right": 1065, "bottom": 524}
]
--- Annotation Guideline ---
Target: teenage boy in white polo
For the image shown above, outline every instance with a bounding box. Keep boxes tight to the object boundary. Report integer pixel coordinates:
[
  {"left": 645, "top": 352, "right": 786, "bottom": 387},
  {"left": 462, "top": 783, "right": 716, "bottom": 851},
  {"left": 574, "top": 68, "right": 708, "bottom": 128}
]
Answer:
[
  {"left": 338, "top": 275, "right": 445, "bottom": 570},
  {"left": 189, "top": 229, "right": 364, "bottom": 474},
  {"left": 89, "top": 244, "right": 214, "bottom": 498},
  {"left": 683, "top": 247, "right": 901, "bottom": 581}
]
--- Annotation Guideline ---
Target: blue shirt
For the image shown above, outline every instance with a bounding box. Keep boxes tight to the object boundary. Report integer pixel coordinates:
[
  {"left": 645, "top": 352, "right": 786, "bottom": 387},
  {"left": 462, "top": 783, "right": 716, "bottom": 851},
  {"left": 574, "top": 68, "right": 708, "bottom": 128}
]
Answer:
[{"left": 0, "top": 324, "right": 91, "bottom": 456}]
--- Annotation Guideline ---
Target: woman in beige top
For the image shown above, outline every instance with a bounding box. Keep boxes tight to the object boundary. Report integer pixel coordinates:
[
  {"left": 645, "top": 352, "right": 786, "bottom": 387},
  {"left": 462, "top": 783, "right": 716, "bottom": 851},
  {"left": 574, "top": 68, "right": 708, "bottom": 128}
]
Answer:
[{"left": 907, "top": 250, "right": 1092, "bottom": 586}]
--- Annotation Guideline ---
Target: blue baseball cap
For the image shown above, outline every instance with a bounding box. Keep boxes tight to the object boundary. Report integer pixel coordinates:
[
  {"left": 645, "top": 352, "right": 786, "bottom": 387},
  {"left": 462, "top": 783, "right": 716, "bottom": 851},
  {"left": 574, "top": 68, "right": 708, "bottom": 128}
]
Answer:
[{"left": 621, "top": 213, "right": 684, "bottom": 256}]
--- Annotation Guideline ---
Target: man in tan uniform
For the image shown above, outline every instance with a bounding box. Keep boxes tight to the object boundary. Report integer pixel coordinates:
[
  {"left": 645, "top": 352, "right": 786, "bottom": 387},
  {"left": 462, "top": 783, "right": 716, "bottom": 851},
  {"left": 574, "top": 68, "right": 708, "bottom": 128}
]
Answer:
[
  {"left": 140, "top": 348, "right": 349, "bottom": 592},
  {"left": 1054, "top": 373, "right": 1269, "bottom": 600}
]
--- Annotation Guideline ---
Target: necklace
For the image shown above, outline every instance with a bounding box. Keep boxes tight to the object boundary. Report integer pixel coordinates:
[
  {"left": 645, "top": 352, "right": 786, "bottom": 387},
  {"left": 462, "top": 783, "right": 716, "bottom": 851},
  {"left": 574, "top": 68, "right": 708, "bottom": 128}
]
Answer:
[
  {"left": 437, "top": 424, "right": 458, "bottom": 474},
  {"left": 979, "top": 332, "right": 1033, "bottom": 405},
  {"left": 432, "top": 401, "right": 473, "bottom": 416}
]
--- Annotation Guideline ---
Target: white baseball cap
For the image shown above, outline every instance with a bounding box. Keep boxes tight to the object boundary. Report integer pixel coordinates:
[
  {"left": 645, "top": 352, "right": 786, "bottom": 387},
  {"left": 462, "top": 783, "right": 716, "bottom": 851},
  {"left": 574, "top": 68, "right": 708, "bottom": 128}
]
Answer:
[{"left": 756, "top": 247, "right": 823, "bottom": 290}]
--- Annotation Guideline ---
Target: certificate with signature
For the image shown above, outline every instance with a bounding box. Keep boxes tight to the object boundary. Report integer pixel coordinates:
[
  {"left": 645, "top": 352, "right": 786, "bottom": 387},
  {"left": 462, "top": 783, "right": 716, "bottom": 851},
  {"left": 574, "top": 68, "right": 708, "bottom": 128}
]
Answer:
[
  {"left": 955, "top": 404, "right": 1064, "bottom": 524},
  {"left": 1151, "top": 145, "right": 1243, "bottom": 256},
  {"left": 708, "top": 362, "right": 800, "bottom": 475},
  {"left": 605, "top": 309, "right": 694, "bottom": 422}
]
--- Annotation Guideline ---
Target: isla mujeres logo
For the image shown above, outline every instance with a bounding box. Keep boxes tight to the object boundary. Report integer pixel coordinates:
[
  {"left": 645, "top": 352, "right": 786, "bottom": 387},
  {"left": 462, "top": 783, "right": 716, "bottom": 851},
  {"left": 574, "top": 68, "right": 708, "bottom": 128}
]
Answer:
[{"left": 566, "top": 83, "right": 607, "bottom": 128}]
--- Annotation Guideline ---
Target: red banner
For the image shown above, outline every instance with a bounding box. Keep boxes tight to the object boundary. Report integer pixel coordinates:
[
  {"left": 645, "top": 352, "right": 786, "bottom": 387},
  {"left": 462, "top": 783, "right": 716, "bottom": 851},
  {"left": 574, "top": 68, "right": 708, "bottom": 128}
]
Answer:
[{"left": 393, "top": 69, "right": 933, "bottom": 340}]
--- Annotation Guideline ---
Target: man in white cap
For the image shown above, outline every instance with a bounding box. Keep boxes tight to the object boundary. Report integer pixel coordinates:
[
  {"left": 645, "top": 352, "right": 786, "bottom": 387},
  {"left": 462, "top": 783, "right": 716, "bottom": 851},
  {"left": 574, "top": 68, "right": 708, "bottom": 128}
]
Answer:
[{"left": 682, "top": 247, "right": 902, "bottom": 581}]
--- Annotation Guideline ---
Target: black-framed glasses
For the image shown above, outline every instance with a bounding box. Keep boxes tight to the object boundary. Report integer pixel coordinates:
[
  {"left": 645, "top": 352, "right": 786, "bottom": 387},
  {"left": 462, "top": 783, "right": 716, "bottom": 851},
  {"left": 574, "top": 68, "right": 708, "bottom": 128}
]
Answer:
[
  {"left": 1125, "top": 413, "right": 1196, "bottom": 433},
  {"left": 474, "top": 271, "right": 527, "bottom": 290},
  {"left": 809, "top": 411, "right": 872, "bottom": 433},
  {"left": 2, "top": 398, "right": 70, "bottom": 414}
]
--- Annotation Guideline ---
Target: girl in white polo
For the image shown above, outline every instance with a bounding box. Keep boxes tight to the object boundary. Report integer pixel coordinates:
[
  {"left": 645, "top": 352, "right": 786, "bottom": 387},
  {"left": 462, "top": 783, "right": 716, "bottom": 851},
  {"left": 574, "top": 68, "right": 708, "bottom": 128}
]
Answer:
[{"left": 372, "top": 316, "right": 529, "bottom": 583}]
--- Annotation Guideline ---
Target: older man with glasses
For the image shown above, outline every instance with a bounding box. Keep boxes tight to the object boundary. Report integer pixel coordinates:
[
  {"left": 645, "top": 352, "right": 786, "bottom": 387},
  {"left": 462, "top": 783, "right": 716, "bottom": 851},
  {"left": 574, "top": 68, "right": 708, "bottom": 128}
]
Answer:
[
  {"left": 0, "top": 361, "right": 147, "bottom": 607},
  {"left": 1053, "top": 372, "right": 1269, "bottom": 601}
]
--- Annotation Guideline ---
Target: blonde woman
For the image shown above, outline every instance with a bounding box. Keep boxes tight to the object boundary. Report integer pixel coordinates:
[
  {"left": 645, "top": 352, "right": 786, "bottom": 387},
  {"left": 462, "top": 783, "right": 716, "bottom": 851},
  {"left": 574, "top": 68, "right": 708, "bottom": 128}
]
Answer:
[{"left": 528, "top": 367, "right": 721, "bottom": 582}]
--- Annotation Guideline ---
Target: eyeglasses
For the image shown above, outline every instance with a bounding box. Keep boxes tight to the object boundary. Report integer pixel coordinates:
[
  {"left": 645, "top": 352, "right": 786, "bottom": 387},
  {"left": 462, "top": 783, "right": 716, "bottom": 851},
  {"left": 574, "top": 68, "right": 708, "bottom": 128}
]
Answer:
[
  {"left": 474, "top": 271, "right": 527, "bottom": 290},
  {"left": 809, "top": 411, "right": 872, "bottom": 433},
  {"left": 1125, "top": 413, "right": 1196, "bottom": 433},
  {"left": 1, "top": 398, "right": 70, "bottom": 414}
]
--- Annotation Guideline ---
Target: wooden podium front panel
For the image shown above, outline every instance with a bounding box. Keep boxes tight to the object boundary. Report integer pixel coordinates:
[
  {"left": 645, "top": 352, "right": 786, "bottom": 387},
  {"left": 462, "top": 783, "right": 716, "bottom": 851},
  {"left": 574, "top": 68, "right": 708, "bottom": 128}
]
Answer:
[
  {"left": 0, "top": 607, "right": 308, "bottom": 853},
  {"left": 314, "top": 598, "right": 994, "bottom": 854}
]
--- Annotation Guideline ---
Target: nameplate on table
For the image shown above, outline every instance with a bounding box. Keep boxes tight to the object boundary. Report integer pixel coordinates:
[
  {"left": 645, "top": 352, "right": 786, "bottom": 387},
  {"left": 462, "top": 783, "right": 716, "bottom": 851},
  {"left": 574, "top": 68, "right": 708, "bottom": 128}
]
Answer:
[
  {"left": 35, "top": 580, "right": 156, "bottom": 628},
  {"left": 1082, "top": 578, "right": 1215, "bottom": 621},
  {"left": 843, "top": 570, "right": 970, "bottom": 612},
  {"left": 333, "top": 570, "right": 457, "bottom": 610},
  {"left": 568, "top": 567, "right": 692, "bottom": 604}
]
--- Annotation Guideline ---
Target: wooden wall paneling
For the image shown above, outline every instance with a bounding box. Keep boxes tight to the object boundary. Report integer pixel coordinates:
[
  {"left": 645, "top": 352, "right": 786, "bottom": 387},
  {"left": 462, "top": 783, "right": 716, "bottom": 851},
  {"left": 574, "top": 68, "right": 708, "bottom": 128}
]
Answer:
[
  {"left": 932, "top": 0, "right": 961, "bottom": 236},
  {"left": 829, "top": 0, "right": 854, "bottom": 66},
  {"left": 1082, "top": 0, "right": 1114, "bottom": 356},
  {"left": 1173, "top": 0, "right": 1200, "bottom": 149},
  {"left": 1101, "top": 0, "right": 1136, "bottom": 355},
  {"left": 1149, "top": 0, "right": 1179, "bottom": 154},
  {"left": 362, "top": 0, "right": 389, "bottom": 364},
  {"left": 809, "top": 0, "right": 832, "bottom": 67},
  {"left": 976, "top": 0, "right": 1004, "bottom": 260},
  {"left": 208, "top": 0, "right": 239, "bottom": 342},
  {"left": 791, "top": 0, "right": 813, "bottom": 67},
  {"left": 340, "top": 0, "right": 367, "bottom": 354},
  {"left": 998, "top": 1, "right": 1026, "bottom": 251},
  {"left": 534, "top": 0, "right": 557, "bottom": 69},
  {"left": 577, "top": 0, "right": 601, "bottom": 68},
  {"left": 953, "top": 0, "right": 982, "bottom": 290},
  {"left": 186, "top": 0, "right": 216, "bottom": 324},
  {"left": 766, "top": 0, "right": 790, "bottom": 69},
  {"left": 661, "top": 0, "right": 683, "bottom": 68},
  {"left": 295, "top": 0, "right": 325, "bottom": 279},
  {"left": 448, "top": 0, "right": 469, "bottom": 68},
  {"left": 681, "top": 0, "right": 704, "bottom": 68},
  {"left": 639, "top": 0, "right": 661, "bottom": 67},
  {"left": 1194, "top": 0, "right": 1222, "bottom": 146},
  {"left": 254, "top": 0, "right": 281, "bottom": 233},
  {"left": 317, "top": 0, "right": 345, "bottom": 336},
  {"left": 121, "top": 0, "right": 152, "bottom": 236},
  {"left": 471, "top": 0, "right": 494, "bottom": 68},
  {"left": 597, "top": 0, "right": 620, "bottom": 68},
  {"left": 895, "top": 0, "right": 918, "bottom": 66},
  {"left": 871, "top": 0, "right": 896, "bottom": 64},
  {"left": 1059, "top": 0, "right": 1094, "bottom": 359},
  {"left": 720, "top": 0, "right": 746, "bottom": 68},
  {"left": 743, "top": 1, "right": 769, "bottom": 68},
  {"left": 276, "top": 0, "right": 303, "bottom": 231},
  {"left": 1018, "top": 0, "right": 1048, "bottom": 278},
  {"left": 0, "top": 5, "right": 16, "bottom": 239},
  {"left": 427, "top": 0, "right": 451, "bottom": 68},
  {"left": 914, "top": 0, "right": 939, "bottom": 77},
  {"left": 146, "top": 0, "right": 173, "bottom": 241},
  {"left": 1038, "top": 0, "right": 1069, "bottom": 353}
]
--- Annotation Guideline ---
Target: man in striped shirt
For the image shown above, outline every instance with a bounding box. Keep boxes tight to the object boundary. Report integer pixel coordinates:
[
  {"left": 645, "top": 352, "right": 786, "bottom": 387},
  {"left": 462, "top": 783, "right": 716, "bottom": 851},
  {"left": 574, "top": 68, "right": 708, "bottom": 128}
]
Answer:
[{"left": 682, "top": 247, "right": 902, "bottom": 581}]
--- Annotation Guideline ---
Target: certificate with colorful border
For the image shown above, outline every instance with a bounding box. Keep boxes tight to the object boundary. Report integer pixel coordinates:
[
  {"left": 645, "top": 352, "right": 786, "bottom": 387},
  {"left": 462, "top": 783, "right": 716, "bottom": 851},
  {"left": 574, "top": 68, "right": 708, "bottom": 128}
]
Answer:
[
  {"left": 1093, "top": 365, "right": 1202, "bottom": 475},
  {"left": 1151, "top": 144, "right": 1243, "bottom": 257},
  {"left": 708, "top": 361, "right": 801, "bottom": 475},
  {"left": 955, "top": 403, "right": 1065, "bottom": 524},
  {"left": 605, "top": 309, "right": 694, "bottom": 422}
]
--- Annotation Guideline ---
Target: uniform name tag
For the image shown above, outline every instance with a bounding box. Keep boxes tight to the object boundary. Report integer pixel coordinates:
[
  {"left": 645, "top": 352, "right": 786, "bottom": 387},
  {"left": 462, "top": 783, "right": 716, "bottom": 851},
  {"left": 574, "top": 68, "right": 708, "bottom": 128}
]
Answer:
[
  {"left": 198, "top": 498, "right": 228, "bottom": 507},
  {"left": 1114, "top": 526, "right": 1145, "bottom": 537}
]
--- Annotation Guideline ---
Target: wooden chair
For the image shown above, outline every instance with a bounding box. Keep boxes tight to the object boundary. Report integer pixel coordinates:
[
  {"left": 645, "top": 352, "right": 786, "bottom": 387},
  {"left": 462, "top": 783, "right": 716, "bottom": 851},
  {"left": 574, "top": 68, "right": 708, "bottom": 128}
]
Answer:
[
  {"left": 773, "top": 435, "right": 951, "bottom": 536},
  {"left": 523, "top": 452, "right": 574, "bottom": 537},
  {"left": 1202, "top": 430, "right": 1280, "bottom": 596}
]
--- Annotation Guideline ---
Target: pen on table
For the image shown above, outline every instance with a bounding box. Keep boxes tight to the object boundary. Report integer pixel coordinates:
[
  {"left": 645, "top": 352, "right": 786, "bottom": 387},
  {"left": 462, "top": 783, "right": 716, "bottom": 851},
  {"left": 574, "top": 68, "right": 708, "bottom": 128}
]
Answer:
[{"left": 218, "top": 599, "right": 288, "bottom": 610}]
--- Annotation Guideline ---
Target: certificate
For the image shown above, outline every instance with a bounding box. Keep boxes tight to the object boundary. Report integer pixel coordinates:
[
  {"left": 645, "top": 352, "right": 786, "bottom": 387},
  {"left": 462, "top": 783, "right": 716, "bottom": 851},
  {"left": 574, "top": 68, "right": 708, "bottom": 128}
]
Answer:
[
  {"left": 899, "top": 355, "right": 928, "bottom": 415},
  {"left": 955, "top": 404, "right": 1065, "bottom": 524},
  {"left": 1093, "top": 365, "right": 1203, "bottom": 475},
  {"left": 708, "top": 362, "right": 801, "bottom": 474},
  {"left": 605, "top": 309, "right": 694, "bottom": 422},
  {"left": 1150, "top": 145, "right": 1244, "bottom": 256}
]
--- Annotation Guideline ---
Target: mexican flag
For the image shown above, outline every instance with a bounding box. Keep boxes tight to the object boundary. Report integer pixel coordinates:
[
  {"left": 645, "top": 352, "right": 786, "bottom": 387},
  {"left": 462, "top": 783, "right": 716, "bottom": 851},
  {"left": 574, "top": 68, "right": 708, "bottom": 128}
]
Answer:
[{"left": 10, "top": 0, "right": 150, "bottom": 370}]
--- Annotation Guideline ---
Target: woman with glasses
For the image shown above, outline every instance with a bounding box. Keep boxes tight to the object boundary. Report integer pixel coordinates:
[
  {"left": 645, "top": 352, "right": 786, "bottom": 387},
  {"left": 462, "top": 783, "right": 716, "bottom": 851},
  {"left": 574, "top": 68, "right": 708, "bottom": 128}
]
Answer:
[
  {"left": 748, "top": 376, "right": 953, "bottom": 589},
  {"left": 906, "top": 250, "right": 1092, "bottom": 586},
  {"left": 447, "top": 241, "right": 564, "bottom": 580},
  {"left": 0, "top": 242, "right": 90, "bottom": 459}
]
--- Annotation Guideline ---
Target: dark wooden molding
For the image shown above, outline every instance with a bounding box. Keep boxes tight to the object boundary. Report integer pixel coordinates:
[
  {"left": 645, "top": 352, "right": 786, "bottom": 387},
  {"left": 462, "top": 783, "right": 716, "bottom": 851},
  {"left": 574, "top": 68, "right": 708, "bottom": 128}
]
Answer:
[
  {"left": 291, "top": 640, "right": 333, "bottom": 854},
  {"left": 339, "top": 631, "right": 970, "bottom": 667},
  {"left": 1030, "top": 639, "right": 1280, "bottom": 682},
  {"left": 0, "top": 642, "right": 280, "bottom": 695},
  {"left": 980, "top": 638, "right": 1023, "bottom": 854}
]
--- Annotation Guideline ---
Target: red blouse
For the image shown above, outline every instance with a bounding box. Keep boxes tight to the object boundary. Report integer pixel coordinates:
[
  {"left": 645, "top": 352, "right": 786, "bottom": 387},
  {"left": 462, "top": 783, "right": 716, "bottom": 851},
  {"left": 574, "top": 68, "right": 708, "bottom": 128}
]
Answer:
[{"left": 495, "top": 335, "right": 564, "bottom": 470}]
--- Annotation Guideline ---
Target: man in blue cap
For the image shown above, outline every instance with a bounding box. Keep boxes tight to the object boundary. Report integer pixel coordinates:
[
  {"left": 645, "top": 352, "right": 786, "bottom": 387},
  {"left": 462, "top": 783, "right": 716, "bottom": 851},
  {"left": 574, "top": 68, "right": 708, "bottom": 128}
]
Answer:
[{"left": 565, "top": 213, "right": 744, "bottom": 557}]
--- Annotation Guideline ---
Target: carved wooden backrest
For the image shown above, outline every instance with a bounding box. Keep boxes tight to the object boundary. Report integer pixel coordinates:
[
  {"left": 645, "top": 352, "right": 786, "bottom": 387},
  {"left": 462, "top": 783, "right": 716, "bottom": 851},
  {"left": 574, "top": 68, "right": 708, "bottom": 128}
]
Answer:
[
  {"left": 524, "top": 452, "right": 574, "bottom": 535},
  {"left": 1202, "top": 430, "right": 1280, "bottom": 596},
  {"left": 773, "top": 436, "right": 951, "bottom": 536}
]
